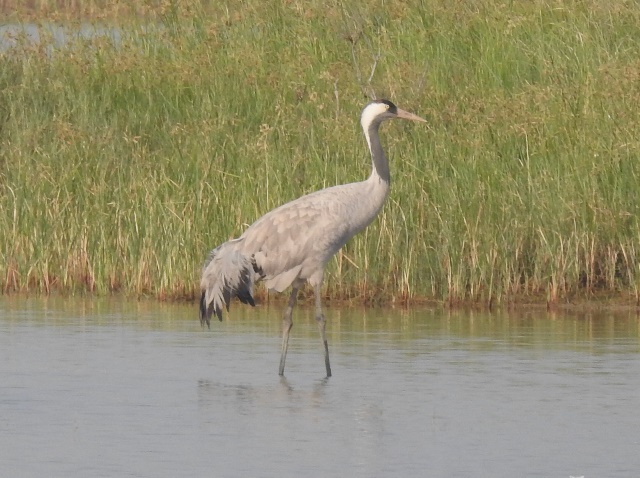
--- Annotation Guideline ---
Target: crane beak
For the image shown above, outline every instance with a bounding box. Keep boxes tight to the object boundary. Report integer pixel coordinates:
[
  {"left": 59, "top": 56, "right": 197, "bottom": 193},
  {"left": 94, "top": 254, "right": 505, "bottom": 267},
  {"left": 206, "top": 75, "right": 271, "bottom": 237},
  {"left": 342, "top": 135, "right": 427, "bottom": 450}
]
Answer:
[{"left": 396, "top": 108, "right": 427, "bottom": 123}]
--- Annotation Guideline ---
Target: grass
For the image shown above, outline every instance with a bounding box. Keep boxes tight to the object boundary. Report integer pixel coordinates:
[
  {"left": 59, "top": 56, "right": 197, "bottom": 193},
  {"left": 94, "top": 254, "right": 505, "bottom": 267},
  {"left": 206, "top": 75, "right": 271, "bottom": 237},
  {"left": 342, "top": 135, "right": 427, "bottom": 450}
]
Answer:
[{"left": 1, "top": 0, "right": 640, "bottom": 306}]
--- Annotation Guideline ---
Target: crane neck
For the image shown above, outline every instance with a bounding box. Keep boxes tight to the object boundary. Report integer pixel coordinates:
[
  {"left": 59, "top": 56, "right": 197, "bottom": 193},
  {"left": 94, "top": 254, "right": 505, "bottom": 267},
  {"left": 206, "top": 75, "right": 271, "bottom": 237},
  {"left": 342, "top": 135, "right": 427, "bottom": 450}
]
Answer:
[{"left": 364, "top": 120, "right": 390, "bottom": 184}]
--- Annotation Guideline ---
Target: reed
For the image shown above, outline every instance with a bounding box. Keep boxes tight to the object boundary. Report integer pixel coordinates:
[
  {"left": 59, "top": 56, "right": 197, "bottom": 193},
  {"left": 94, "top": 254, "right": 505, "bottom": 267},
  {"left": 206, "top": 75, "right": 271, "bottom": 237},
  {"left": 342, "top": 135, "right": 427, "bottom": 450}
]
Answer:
[{"left": 1, "top": 0, "right": 640, "bottom": 305}]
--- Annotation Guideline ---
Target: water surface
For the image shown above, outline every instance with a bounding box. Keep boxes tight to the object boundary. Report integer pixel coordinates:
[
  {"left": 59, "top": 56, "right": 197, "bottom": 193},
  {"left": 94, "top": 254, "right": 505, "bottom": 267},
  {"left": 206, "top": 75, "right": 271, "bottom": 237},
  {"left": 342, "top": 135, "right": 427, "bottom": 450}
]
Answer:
[
  {"left": 0, "top": 23, "right": 123, "bottom": 53},
  {"left": 1, "top": 297, "right": 639, "bottom": 477}
]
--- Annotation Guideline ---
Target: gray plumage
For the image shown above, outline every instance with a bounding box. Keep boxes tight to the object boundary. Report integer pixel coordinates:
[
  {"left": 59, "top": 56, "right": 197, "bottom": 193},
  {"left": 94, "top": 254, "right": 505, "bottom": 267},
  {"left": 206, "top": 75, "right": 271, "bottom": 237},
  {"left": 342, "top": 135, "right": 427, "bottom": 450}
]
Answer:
[{"left": 199, "top": 99, "right": 426, "bottom": 376}]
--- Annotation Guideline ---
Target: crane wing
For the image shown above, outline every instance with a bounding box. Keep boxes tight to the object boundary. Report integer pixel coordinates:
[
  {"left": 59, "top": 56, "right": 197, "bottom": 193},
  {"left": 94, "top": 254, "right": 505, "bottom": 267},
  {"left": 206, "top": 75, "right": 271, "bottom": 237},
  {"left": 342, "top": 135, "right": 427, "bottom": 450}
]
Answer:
[{"left": 238, "top": 189, "right": 353, "bottom": 291}]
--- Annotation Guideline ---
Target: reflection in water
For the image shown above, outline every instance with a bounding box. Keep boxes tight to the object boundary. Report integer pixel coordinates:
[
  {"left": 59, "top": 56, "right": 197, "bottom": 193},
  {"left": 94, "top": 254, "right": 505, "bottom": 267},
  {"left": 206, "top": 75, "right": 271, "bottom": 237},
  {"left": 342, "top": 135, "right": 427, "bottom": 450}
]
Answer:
[
  {"left": 1, "top": 296, "right": 639, "bottom": 477},
  {"left": 195, "top": 375, "right": 385, "bottom": 476},
  {"left": 196, "top": 376, "right": 330, "bottom": 416}
]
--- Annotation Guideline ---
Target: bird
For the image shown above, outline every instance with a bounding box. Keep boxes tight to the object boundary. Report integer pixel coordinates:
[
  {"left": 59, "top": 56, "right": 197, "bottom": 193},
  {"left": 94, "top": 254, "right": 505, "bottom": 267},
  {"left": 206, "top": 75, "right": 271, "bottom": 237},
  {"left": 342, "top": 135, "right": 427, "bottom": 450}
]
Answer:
[{"left": 199, "top": 99, "right": 426, "bottom": 377}]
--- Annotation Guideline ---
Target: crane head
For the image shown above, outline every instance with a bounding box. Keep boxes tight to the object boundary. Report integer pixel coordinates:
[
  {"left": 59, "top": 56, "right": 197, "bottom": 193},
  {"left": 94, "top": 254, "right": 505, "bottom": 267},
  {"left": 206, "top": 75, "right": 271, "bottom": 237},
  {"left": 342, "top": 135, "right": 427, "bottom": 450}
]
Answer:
[{"left": 361, "top": 99, "right": 427, "bottom": 130}]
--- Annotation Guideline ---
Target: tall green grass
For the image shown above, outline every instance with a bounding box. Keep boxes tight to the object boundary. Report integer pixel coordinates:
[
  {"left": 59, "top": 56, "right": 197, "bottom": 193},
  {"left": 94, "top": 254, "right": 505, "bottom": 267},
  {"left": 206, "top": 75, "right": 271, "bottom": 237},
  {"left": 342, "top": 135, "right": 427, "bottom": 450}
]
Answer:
[{"left": 1, "top": 0, "right": 640, "bottom": 305}]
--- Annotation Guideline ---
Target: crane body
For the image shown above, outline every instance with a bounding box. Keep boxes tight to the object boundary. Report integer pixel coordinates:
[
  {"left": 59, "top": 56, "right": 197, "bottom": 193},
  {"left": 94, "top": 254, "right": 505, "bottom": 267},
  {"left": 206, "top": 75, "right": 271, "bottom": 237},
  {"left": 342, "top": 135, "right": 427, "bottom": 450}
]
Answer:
[{"left": 199, "top": 99, "right": 426, "bottom": 377}]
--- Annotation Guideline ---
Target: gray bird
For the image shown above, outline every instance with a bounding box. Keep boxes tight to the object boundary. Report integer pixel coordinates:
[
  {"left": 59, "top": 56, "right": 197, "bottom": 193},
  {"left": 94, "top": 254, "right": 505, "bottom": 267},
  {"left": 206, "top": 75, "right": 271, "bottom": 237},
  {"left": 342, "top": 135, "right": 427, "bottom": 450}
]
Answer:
[{"left": 200, "top": 99, "right": 426, "bottom": 377}]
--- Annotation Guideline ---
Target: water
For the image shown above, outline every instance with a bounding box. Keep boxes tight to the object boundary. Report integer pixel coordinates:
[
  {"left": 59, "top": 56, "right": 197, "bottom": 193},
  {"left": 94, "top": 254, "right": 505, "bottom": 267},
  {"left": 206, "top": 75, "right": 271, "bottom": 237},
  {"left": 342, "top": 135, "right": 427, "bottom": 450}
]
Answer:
[
  {"left": 0, "top": 23, "right": 123, "bottom": 53},
  {"left": 1, "top": 297, "right": 639, "bottom": 477}
]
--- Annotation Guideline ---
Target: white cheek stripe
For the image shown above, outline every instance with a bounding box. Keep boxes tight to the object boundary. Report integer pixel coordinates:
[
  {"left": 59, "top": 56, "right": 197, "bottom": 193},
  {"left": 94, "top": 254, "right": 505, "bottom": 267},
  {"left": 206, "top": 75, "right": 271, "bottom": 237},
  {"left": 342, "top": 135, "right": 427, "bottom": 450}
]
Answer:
[{"left": 360, "top": 103, "right": 387, "bottom": 132}]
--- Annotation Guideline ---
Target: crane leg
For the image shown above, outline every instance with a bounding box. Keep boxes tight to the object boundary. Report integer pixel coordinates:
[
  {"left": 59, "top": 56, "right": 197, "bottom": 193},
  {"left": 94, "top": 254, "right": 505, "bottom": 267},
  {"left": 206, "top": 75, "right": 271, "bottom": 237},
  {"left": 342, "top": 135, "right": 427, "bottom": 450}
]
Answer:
[
  {"left": 315, "top": 284, "right": 332, "bottom": 377},
  {"left": 279, "top": 287, "right": 299, "bottom": 376}
]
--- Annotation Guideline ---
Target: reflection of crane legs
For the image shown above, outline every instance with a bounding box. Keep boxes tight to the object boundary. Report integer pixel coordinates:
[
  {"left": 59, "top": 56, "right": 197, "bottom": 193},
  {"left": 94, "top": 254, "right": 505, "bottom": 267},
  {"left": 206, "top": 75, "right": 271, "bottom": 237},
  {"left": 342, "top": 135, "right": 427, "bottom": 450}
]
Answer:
[
  {"left": 315, "top": 284, "right": 332, "bottom": 377},
  {"left": 279, "top": 287, "right": 299, "bottom": 376}
]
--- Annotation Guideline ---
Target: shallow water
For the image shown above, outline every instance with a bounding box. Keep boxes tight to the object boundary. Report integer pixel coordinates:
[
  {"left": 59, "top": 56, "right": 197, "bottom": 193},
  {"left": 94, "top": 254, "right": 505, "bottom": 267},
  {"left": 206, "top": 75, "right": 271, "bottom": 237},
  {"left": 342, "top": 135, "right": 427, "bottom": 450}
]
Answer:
[
  {"left": 1, "top": 297, "right": 639, "bottom": 477},
  {"left": 0, "top": 23, "right": 123, "bottom": 53}
]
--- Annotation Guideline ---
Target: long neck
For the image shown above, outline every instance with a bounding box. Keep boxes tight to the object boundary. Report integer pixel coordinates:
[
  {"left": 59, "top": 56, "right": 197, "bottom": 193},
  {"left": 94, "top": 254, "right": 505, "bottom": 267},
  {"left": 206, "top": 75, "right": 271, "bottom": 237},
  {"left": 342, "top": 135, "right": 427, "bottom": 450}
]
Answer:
[{"left": 365, "top": 121, "right": 390, "bottom": 184}]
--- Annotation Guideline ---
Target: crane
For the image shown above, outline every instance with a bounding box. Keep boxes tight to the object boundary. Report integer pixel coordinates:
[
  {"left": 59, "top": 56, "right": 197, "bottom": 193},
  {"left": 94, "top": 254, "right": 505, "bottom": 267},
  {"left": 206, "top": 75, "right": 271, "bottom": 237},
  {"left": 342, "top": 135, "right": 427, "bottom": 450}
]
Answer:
[{"left": 199, "top": 99, "right": 426, "bottom": 377}]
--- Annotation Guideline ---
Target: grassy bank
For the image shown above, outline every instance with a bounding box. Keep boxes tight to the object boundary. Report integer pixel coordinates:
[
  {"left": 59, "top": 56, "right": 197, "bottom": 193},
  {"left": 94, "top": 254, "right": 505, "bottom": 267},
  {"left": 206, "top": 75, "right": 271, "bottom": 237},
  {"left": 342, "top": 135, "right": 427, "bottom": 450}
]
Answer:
[{"left": 1, "top": 1, "right": 640, "bottom": 305}]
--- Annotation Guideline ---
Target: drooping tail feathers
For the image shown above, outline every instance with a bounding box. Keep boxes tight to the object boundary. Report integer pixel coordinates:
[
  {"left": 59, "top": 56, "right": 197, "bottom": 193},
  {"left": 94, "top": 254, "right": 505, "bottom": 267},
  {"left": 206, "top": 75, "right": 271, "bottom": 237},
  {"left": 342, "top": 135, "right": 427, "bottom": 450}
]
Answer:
[{"left": 199, "top": 241, "right": 256, "bottom": 328}]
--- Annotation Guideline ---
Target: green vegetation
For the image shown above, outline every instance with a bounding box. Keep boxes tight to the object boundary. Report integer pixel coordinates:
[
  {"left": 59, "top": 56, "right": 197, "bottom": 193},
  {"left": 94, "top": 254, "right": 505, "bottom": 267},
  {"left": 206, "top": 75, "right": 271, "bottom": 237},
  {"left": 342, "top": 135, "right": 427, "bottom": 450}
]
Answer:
[{"left": 1, "top": 0, "right": 640, "bottom": 306}]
